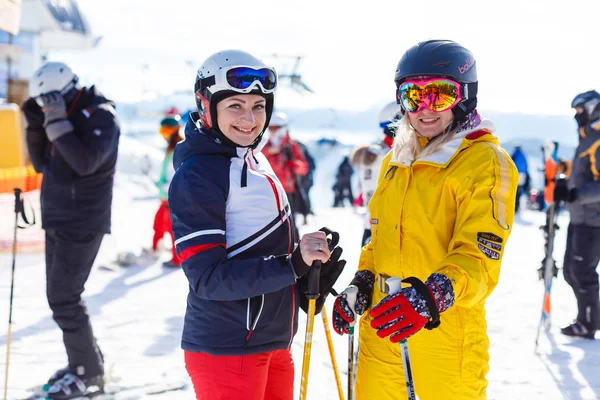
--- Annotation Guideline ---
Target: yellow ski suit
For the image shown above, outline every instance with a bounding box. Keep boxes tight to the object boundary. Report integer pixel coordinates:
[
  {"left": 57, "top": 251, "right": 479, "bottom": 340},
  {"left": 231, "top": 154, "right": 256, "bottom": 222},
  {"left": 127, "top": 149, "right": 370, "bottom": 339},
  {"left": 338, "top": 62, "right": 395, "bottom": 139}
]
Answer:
[{"left": 355, "top": 120, "right": 518, "bottom": 400}]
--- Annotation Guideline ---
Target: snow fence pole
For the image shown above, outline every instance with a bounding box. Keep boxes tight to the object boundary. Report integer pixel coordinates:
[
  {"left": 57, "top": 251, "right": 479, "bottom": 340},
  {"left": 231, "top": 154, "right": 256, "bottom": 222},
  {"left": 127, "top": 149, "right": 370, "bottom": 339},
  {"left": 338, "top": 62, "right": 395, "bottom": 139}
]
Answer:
[
  {"left": 386, "top": 277, "right": 417, "bottom": 400},
  {"left": 321, "top": 307, "right": 345, "bottom": 400},
  {"left": 299, "top": 259, "right": 321, "bottom": 400}
]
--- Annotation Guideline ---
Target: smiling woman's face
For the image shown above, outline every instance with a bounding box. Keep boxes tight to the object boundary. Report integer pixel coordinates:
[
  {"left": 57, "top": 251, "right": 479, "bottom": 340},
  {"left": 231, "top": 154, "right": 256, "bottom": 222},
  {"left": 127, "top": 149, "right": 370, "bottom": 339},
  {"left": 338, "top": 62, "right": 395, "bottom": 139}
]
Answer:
[
  {"left": 216, "top": 94, "right": 267, "bottom": 146},
  {"left": 406, "top": 108, "right": 454, "bottom": 138}
]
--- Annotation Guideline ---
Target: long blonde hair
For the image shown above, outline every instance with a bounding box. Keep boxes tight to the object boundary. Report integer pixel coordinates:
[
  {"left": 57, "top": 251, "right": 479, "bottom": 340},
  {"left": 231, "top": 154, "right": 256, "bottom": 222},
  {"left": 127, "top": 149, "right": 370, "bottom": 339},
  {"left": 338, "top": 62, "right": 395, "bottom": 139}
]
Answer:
[{"left": 391, "top": 116, "right": 457, "bottom": 164}]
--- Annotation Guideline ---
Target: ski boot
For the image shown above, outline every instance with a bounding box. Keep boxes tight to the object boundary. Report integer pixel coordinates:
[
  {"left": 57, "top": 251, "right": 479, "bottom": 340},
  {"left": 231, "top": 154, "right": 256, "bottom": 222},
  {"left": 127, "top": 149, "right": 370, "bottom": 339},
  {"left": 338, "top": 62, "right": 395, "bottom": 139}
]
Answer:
[
  {"left": 561, "top": 321, "right": 596, "bottom": 339},
  {"left": 46, "top": 372, "right": 104, "bottom": 399}
]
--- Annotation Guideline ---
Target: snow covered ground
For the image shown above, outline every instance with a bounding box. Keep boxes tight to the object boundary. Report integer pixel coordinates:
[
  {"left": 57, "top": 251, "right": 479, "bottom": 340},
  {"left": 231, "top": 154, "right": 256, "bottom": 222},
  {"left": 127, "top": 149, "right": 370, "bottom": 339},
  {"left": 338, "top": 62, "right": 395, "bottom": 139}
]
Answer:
[{"left": 0, "top": 127, "right": 599, "bottom": 399}]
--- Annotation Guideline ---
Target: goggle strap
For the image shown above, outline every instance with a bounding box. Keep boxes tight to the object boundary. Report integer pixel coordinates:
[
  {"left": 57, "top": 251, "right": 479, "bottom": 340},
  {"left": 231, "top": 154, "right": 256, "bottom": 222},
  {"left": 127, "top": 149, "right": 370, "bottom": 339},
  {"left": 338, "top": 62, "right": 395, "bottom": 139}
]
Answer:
[
  {"left": 197, "top": 76, "right": 216, "bottom": 92},
  {"left": 463, "top": 82, "right": 478, "bottom": 100}
]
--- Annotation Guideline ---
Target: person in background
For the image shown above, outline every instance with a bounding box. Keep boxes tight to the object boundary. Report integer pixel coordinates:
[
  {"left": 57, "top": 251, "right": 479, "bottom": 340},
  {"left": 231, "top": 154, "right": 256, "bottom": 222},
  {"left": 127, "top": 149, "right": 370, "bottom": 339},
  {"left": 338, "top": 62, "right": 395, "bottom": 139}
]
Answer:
[
  {"left": 332, "top": 40, "right": 518, "bottom": 399},
  {"left": 350, "top": 101, "right": 397, "bottom": 246},
  {"left": 147, "top": 115, "right": 184, "bottom": 267},
  {"left": 555, "top": 90, "right": 600, "bottom": 339},
  {"left": 169, "top": 50, "right": 345, "bottom": 400},
  {"left": 263, "top": 111, "right": 309, "bottom": 241},
  {"left": 510, "top": 144, "right": 530, "bottom": 212},
  {"left": 543, "top": 140, "right": 559, "bottom": 209},
  {"left": 295, "top": 140, "right": 316, "bottom": 224},
  {"left": 22, "top": 61, "right": 120, "bottom": 399},
  {"left": 332, "top": 156, "right": 354, "bottom": 207}
]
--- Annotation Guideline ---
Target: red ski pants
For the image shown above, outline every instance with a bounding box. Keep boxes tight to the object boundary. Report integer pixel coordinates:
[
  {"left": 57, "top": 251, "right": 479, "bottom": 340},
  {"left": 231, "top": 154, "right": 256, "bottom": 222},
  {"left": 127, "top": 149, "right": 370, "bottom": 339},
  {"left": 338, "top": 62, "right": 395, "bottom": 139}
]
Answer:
[
  {"left": 152, "top": 200, "right": 181, "bottom": 264},
  {"left": 184, "top": 349, "right": 294, "bottom": 400}
]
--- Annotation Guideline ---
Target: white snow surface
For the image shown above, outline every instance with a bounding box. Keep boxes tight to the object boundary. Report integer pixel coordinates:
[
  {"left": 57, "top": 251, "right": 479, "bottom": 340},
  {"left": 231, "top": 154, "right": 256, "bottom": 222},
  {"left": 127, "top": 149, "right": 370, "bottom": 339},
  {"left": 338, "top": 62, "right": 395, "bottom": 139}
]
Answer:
[{"left": 0, "top": 126, "right": 599, "bottom": 400}]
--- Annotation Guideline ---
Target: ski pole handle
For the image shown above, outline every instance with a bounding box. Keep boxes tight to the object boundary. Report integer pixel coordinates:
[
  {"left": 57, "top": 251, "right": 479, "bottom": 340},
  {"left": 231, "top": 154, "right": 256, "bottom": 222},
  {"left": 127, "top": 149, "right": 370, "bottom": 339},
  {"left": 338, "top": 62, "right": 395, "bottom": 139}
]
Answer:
[
  {"left": 13, "top": 188, "right": 23, "bottom": 214},
  {"left": 306, "top": 261, "right": 321, "bottom": 300}
]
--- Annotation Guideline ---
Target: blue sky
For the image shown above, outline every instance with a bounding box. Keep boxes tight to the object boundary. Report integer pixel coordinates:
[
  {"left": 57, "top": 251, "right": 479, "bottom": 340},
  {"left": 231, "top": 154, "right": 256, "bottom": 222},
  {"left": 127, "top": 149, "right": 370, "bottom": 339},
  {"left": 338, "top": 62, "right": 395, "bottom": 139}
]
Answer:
[{"left": 49, "top": 0, "right": 599, "bottom": 115}]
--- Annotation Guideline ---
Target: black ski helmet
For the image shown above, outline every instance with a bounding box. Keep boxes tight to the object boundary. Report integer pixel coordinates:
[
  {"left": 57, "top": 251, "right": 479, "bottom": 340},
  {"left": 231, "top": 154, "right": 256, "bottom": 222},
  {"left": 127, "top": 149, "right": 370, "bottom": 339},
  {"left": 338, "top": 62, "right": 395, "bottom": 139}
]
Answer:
[
  {"left": 394, "top": 40, "right": 478, "bottom": 121},
  {"left": 571, "top": 90, "right": 600, "bottom": 128},
  {"left": 194, "top": 50, "right": 276, "bottom": 148}
]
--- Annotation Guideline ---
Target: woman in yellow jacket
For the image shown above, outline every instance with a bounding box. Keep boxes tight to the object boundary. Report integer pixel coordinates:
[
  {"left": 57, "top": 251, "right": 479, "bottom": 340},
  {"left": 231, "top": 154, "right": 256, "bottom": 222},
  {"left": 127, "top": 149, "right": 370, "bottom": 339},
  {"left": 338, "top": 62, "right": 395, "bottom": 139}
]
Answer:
[{"left": 332, "top": 40, "right": 518, "bottom": 400}]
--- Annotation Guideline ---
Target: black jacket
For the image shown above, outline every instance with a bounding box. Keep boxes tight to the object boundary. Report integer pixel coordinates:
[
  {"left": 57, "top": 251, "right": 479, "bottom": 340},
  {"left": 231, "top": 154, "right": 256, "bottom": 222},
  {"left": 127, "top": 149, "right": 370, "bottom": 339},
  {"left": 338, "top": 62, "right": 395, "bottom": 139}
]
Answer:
[{"left": 24, "top": 86, "right": 120, "bottom": 233}]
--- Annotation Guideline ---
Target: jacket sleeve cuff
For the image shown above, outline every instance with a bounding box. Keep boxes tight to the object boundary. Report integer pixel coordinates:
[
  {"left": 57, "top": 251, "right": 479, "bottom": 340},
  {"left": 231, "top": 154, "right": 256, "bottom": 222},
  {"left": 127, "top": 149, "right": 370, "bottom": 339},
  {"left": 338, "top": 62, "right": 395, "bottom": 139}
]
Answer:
[{"left": 45, "top": 119, "right": 74, "bottom": 142}]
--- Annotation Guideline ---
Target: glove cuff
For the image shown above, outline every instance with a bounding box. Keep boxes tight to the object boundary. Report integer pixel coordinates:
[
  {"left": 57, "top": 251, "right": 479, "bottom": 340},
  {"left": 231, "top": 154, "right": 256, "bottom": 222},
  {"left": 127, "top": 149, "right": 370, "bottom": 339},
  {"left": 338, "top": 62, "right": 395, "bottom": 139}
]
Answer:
[
  {"left": 349, "top": 270, "right": 375, "bottom": 295},
  {"left": 45, "top": 119, "right": 74, "bottom": 142},
  {"left": 290, "top": 246, "right": 311, "bottom": 278},
  {"left": 402, "top": 273, "right": 455, "bottom": 330},
  {"left": 425, "top": 273, "right": 455, "bottom": 313}
]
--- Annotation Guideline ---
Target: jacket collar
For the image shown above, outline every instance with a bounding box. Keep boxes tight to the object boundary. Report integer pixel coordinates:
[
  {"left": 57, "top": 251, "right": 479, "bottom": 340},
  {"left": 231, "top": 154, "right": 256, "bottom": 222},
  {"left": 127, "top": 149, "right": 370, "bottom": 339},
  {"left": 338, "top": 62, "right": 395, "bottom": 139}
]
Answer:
[{"left": 390, "top": 119, "right": 498, "bottom": 168}]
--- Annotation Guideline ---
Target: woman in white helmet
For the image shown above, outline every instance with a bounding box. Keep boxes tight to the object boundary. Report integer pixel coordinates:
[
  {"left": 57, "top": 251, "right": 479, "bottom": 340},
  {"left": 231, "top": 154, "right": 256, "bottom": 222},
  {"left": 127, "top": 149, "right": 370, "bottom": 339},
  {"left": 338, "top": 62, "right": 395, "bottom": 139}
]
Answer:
[{"left": 168, "top": 50, "right": 346, "bottom": 400}]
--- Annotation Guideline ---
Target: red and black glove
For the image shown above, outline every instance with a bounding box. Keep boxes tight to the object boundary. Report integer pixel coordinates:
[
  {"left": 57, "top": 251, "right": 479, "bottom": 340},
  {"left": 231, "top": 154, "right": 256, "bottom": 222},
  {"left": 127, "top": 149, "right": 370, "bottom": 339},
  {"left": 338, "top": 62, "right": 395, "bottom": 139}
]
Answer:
[
  {"left": 369, "top": 273, "right": 454, "bottom": 343},
  {"left": 332, "top": 270, "right": 375, "bottom": 335}
]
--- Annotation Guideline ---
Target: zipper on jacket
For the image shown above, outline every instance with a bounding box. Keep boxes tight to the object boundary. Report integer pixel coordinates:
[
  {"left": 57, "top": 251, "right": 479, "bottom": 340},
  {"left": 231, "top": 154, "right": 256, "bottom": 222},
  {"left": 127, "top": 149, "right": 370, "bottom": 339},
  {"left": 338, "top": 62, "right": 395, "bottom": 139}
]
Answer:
[{"left": 244, "top": 294, "right": 265, "bottom": 348}]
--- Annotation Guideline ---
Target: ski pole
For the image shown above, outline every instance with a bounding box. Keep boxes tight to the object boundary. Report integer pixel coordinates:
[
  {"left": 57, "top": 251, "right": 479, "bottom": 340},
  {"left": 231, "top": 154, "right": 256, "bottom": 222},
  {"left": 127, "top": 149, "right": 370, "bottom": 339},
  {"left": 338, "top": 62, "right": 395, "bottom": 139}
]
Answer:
[
  {"left": 3, "top": 189, "right": 29, "bottom": 400},
  {"left": 299, "top": 227, "right": 339, "bottom": 400},
  {"left": 386, "top": 277, "right": 417, "bottom": 400},
  {"left": 299, "top": 259, "right": 321, "bottom": 400},
  {"left": 347, "top": 326, "right": 355, "bottom": 400},
  {"left": 321, "top": 307, "right": 344, "bottom": 400}
]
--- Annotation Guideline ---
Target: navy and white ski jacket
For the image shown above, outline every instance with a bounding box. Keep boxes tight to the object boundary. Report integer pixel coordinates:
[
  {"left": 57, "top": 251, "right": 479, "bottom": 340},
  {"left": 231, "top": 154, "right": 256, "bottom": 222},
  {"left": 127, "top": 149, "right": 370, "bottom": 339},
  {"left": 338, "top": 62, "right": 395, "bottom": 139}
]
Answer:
[{"left": 169, "top": 114, "right": 299, "bottom": 355}]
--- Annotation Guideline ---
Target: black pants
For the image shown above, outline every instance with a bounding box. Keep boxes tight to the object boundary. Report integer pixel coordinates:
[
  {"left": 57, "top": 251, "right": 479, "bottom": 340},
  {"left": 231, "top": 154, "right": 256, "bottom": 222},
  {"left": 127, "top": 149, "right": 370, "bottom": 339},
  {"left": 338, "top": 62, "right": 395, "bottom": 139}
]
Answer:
[
  {"left": 45, "top": 229, "right": 105, "bottom": 377},
  {"left": 562, "top": 223, "right": 600, "bottom": 330},
  {"left": 333, "top": 182, "right": 354, "bottom": 207}
]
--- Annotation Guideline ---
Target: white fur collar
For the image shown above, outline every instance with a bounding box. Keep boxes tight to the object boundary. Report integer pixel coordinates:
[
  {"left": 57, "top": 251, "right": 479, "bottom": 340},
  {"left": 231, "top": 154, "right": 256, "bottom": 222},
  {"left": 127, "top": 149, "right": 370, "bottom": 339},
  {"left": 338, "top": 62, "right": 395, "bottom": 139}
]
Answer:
[{"left": 390, "top": 119, "right": 496, "bottom": 167}]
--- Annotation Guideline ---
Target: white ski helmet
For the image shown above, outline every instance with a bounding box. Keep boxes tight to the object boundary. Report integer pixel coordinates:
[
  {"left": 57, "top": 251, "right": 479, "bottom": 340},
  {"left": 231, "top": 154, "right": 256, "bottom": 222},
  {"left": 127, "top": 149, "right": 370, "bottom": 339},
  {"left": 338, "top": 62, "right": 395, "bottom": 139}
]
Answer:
[
  {"left": 378, "top": 101, "right": 401, "bottom": 138},
  {"left": 270, "top": 112, "right": 288, "bottom": 128},
  {"left": 378, "top": 102, "right": 401, "bottom": 128},
  {"left": 29, "top": 62, "right": 79, "bottom": 99},
  {"left": 194, "top": 49, "right": 277, "bottom": 146}
]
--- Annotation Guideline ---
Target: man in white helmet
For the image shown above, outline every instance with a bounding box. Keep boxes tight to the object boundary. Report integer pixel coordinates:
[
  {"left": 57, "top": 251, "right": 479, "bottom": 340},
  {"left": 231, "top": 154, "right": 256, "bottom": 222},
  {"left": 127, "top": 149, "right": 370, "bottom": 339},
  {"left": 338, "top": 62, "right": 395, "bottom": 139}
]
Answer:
[
  {"left": 350, "top": 101, "right": 398, "bottom": 246},
  {"left": 21, "top": 61, "right": 120, "bottom": 399}
]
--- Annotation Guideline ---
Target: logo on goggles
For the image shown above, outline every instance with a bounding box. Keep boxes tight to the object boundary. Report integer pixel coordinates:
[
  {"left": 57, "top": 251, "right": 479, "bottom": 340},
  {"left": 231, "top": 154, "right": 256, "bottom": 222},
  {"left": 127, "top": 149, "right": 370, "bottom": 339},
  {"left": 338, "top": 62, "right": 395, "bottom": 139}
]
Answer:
[{"left": 458, "top": 58, "right": 475, "bottom": 74}]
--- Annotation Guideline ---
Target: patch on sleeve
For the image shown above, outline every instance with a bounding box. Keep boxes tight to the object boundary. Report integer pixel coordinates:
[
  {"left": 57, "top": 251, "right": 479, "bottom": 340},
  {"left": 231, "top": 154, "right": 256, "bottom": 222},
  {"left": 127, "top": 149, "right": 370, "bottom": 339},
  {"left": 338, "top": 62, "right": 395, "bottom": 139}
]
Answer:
[
  {"left": 478, "top": 238, "right": 502, "bottom": 251},
  {"left": 477, "top": 232, "right": 503, "bottom": 244},
  {"left": 478, "top": 244, "right": 500, "bottom": 260},
  {"left": 371, "top": 218, "right": 378, "bottom": 225}
]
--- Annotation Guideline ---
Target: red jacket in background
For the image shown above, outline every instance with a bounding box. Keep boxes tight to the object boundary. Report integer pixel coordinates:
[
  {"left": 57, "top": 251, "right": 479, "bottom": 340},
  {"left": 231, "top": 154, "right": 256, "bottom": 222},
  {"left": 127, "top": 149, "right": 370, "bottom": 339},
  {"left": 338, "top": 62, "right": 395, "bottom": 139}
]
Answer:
[{"left": 263, "top": 136, "right": 308, "bottom": 194}]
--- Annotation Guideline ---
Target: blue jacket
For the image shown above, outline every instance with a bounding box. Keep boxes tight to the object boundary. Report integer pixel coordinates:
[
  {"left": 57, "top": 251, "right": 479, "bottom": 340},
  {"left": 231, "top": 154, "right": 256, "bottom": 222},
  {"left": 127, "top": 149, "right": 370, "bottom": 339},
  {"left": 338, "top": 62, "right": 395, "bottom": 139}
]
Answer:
[
  {"left": 25, "top": 86, "right": 120, "bottom": 233},
  {"left": 169, "top": 114, "right": 299, "bottom": 355},
  {"left": 510, "top": 147, "right": 528, "bottom": 174}
]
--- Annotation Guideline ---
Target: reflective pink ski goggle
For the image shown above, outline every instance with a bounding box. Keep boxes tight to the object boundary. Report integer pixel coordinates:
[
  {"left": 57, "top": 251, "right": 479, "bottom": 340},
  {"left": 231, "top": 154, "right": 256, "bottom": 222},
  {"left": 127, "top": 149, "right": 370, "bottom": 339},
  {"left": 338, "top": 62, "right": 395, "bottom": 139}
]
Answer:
[{"left": 397, "top": 77, "right": 463, "bottom": 113}]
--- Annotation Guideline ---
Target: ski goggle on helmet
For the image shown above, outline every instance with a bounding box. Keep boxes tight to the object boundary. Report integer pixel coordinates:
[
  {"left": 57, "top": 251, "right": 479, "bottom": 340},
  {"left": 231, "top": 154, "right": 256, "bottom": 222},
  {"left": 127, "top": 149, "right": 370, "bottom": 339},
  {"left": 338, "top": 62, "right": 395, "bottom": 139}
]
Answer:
[
  {"left": 196, "top": 65, "right": 277, "bottom": 95},
  {"left": 397, "top": 77, "right": 463, "bottom": 114}
]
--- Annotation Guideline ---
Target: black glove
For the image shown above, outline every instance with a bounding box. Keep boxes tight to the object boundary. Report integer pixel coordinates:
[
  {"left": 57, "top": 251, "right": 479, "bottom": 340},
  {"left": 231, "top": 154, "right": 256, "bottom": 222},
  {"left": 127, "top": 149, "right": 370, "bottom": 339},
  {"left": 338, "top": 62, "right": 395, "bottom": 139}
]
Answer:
[
  {"left": 40, "top": 91, "right": 73, "bottom": 142},
  {"left": 290, "top": 245, "right": 312, "bottom": 278},
  {"left": 22, "top": 97, "right": 45, "bottom": 129},
  {"left": 298, "top": 246, "right": 346, "bottom": 315},
  {"left": 554, "top": 177, "right": 569, "bottom": 203}
]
